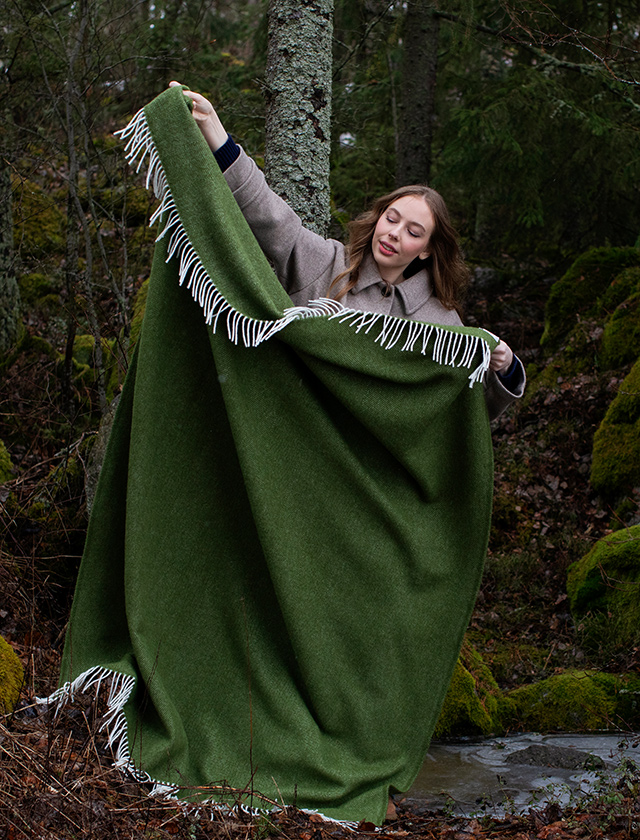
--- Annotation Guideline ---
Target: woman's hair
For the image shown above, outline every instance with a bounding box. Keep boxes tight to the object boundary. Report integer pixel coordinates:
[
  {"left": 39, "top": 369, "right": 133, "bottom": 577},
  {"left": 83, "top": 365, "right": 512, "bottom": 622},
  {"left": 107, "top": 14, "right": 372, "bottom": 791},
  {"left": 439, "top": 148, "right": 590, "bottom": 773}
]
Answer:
[{"left": 329, "top": 185, "right": 469, "bottom": 314}]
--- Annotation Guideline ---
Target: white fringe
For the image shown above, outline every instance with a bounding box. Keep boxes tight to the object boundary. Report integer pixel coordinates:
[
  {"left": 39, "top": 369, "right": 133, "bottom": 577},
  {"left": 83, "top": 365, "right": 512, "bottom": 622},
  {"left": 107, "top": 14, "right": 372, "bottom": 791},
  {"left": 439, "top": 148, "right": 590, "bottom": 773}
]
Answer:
[
  {"left": 115, "top": 107, "right": 492, "bottom": 386},
  {"left": 37, "top": 668, "right": 359, "bottom": 827}
]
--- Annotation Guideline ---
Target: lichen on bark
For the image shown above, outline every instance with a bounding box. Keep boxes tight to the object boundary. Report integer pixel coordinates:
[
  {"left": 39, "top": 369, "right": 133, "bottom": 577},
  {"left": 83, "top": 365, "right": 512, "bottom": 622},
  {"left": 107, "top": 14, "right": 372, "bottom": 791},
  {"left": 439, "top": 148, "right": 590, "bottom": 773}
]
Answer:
[{"left": 265, "top": 0, "right": 333, "bottom": 237}]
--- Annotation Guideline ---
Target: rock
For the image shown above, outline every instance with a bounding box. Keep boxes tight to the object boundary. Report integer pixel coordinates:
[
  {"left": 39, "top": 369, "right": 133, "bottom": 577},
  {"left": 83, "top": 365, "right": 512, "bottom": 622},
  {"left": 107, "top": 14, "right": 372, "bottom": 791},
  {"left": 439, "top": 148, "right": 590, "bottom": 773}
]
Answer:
[
  {"left": 434, "top": 642, "right": 501, "bottom": 738},
  {"left": 500, "top": 671, "right": 613, "bottom": 732},
  {"left": 591, "top": 360, "right": 640, "bottom": 499},
  {"left": 599, "top": 269, "right": 640, "bottom": 369},
  {"left": 0, "top": 439, "right": 13, "bottom": 484},
  {"left": 504, "top": 744, "right": 605, "bottom": 770},
  {"left": 567, "top": 525, "right": 640, "bottom": 650},
  {"left": 0, "top": 636, "right": 24, "bottom": 714},
  {"left": 541, "top": 246, "right": 640, "bottom": 348}
]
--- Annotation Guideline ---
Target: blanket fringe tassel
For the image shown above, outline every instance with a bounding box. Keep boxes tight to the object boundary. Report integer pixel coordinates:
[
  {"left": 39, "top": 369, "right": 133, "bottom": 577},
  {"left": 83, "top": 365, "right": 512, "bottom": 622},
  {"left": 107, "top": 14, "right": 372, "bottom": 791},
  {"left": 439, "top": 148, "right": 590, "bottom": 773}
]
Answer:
[
  {"left": 115, "top": 107, "right": 493, "bottom": 387},
  {"left": 37, "top": 669, "right": 358, "bottom": 828}
]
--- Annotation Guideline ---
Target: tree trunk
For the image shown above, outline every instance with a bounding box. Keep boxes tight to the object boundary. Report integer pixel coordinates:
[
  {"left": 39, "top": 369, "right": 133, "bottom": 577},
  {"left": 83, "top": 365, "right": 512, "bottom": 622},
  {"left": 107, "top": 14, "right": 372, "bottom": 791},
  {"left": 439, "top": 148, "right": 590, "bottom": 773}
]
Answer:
[
  {"left": 264, "top": 0, "right": 333, "bottom": 236},
  {"left": 0, "top": 158, "right": 20, "bottom": 354},
  {"left": 396, "top": 1, "right": 440, "bottom": 187}
]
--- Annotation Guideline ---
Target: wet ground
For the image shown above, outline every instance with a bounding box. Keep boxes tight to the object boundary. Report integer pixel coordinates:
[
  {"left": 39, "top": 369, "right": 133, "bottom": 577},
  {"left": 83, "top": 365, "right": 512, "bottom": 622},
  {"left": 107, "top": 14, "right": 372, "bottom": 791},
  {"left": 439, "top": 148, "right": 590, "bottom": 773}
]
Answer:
[{"left": 406, "top": 732, "right": 640, "bottom": 816}]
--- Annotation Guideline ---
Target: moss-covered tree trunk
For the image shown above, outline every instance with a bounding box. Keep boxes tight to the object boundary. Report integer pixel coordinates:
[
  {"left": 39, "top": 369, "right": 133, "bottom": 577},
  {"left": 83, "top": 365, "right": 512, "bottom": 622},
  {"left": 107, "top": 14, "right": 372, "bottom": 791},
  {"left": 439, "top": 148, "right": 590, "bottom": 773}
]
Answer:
[
  {"left": 264, "top": 0, "right": 333, "bottom": 236},
  {"left": 0, "top": 157, "right": 20, "bottom": 354},
  {"left": 396, "top": 0, "right": 439, "bottom": 187}
]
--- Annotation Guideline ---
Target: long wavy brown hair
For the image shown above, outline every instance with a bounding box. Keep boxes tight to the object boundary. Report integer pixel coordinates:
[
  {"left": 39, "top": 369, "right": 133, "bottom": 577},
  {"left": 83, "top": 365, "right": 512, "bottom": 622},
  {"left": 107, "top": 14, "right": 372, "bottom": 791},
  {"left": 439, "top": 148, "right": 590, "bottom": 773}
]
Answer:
[{"left": 329, "top": 185, "right": 469, "bottom": 315}]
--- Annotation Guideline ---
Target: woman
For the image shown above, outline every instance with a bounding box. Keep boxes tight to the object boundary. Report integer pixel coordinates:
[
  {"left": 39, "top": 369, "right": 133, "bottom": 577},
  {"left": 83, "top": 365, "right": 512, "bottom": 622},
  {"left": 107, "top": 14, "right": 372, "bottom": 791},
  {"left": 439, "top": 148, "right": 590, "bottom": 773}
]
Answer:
[{"left": 169, "top": 81, "right": 525, "bottom": 417}]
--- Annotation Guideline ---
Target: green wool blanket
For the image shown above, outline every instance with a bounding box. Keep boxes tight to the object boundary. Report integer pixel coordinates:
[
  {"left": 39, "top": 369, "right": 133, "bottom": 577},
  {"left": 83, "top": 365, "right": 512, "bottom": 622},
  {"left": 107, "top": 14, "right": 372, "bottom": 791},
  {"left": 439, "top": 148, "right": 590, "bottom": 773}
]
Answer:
[{"left": 52, "top": 86, "right": 497, "bottom": 825}]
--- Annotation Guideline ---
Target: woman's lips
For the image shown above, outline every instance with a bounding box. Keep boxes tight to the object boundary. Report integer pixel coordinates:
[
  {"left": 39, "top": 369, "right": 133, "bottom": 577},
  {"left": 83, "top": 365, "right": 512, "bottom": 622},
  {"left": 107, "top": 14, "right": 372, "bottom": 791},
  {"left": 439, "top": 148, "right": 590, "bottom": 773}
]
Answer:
[{"left": 379, "top": 241, "right": 397, "bottom": 255}]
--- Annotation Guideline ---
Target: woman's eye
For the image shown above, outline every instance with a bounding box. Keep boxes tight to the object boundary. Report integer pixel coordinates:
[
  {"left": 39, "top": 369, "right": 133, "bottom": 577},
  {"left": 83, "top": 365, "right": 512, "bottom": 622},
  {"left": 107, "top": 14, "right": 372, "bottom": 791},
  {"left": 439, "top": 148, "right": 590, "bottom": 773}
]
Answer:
[{"left": 408, "top": 230, "right": 419, "bottom": 238}]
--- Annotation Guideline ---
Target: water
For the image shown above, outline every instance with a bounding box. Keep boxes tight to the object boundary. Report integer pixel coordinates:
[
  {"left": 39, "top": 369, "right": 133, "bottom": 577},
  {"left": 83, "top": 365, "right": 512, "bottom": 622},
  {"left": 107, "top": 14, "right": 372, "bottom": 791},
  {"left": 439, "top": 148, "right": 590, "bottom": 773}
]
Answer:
[{"left": 405, "top": 732, "right": 640, "bottom": 816}]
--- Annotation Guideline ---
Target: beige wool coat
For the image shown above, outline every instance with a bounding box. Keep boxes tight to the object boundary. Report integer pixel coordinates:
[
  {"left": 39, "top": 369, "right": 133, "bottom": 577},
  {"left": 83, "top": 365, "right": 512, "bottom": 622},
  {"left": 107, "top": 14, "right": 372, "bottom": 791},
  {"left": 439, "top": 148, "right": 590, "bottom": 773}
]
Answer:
[{"left": 223, "top": 149, "right": 525, "bottom": 420}]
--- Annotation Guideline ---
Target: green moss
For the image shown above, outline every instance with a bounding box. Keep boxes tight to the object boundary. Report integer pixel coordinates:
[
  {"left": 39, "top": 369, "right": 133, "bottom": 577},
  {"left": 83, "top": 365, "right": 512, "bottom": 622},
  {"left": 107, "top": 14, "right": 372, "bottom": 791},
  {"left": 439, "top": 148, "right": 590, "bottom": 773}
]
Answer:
[
  {"left": 501, "top": 671, "right": 614, "bottom": 732},
  {"left": 17, "top": 272, "right": 61, "bottom": 310},
  {"left": 96, "top": 183, "right": 153, "bottom": 227},
  {"left": 0, "top": 440, "right": 13, "bottom": 484},
  {"left": 600, "top": 290, "right": 640, "bottom": 370},
  {"left": 0, "top": 636, "right": 24, "bottom": 713},
  {"left": 68, "top": 335, "right": 124, "bottom": 401},
  {"left": 12, "top": 177, "right": 65, "bottom": 260},
  {"left": 566, "top": 525, "right": 640, "bottom": 650},
  {"left": 591, "top": 360, "right": 640, "bottom": 497},
  {"left": 541, "top": 247, "right": 640, "bottom": 347},
  {"left": 434, "top": 642, "right": 501, "bottom": 738},
  {"left": 600, "top": 266, "right": 640, "bottom": 312},
  {"left": 73, "top": 334, "right": 96, "bottom": 368}
]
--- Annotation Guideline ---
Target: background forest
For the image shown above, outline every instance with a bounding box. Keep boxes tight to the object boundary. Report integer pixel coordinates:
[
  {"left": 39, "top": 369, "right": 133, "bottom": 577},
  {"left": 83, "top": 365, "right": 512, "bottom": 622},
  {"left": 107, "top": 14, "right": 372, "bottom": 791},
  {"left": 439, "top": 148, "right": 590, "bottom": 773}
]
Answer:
[{"left": 1, "top": 0, "right": 640, "bottom": 836}]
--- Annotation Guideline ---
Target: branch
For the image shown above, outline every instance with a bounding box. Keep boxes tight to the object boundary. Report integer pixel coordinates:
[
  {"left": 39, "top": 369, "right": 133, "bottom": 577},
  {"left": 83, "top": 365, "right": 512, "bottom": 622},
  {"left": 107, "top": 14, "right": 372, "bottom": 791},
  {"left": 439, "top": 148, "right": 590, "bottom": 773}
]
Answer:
[
  {"left": 433, "top": 8, "right": 640, "bottom": 99},
  {"left": 332, "top": 2, "right": 397, "bottom": 79}
]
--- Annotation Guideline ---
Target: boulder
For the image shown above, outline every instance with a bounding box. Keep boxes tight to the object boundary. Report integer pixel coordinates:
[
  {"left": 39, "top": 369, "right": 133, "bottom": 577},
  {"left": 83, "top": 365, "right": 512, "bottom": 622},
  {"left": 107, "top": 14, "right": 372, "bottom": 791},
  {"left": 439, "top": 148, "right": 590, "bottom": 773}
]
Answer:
[
  {"left": 599, "top": 268, "right": 640, "bottom": 369},
  {"left": 504, "top": 744, "right": 605, "bottom": 770},
  {"left": 567, "top": 525, "right": 640, "bottom": 650},
  {"left": 434, "top": 642, "right": 500, "bottom": 738},
  {"left": 541, "top": 246, "right": 640, "bottom": 348},
  {"left": 0, "top": 440, "right": 13, "bottom": 484},
  {"left": 591, "top": 360, "right": 640, "bottom": 499},
  {"left": 0, "top": 636, "right": 24, "bottom": 713},
  {"left": 500, "top": 671, "right": 613, "bottom": 732}
]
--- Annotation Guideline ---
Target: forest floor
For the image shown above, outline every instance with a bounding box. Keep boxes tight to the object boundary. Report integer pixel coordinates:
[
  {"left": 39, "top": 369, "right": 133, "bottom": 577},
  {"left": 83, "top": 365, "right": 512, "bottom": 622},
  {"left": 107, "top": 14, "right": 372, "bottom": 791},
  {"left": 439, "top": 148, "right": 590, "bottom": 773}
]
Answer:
[{"left": 1, "top": 262, "right": 639, "bottom": 837}]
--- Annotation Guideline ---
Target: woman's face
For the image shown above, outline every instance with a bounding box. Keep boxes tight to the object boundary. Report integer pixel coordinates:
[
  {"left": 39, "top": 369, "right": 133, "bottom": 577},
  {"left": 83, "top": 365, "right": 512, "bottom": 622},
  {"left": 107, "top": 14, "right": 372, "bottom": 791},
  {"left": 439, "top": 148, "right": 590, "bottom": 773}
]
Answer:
[{"left": 371, "top": 195, "right": 434, "bottom": 283}]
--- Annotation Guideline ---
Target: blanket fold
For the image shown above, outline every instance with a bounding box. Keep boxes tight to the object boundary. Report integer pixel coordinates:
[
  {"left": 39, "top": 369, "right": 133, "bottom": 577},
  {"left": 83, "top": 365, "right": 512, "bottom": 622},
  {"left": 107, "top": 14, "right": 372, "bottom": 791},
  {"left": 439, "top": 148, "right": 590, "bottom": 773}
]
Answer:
[{"left": 54, "top": 86, "right": 496, "bottom": 825}]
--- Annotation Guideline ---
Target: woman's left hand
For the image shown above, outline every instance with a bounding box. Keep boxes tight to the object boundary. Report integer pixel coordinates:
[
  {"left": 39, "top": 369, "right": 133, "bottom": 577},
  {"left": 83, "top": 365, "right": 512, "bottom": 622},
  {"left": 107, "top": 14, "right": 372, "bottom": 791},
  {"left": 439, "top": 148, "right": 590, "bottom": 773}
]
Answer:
[{"left": 489, "top": 340, "right": 514, "bottom": 373}]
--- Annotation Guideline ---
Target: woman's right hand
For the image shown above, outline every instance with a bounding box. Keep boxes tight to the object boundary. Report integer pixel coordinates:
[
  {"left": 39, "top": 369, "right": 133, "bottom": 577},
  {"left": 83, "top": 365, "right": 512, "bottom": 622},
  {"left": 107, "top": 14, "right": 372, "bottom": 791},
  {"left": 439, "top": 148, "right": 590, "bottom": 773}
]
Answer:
[{"left": 169, "top": 81, "right": 228, "bottom": 152}]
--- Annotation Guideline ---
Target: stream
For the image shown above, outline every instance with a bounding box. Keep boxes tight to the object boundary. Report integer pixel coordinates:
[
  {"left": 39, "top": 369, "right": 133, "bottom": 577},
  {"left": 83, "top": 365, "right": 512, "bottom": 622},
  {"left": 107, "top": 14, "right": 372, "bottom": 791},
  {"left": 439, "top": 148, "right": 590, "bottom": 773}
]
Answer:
[{"left": 405, "top": 732, "right": 640, "bottom": 816}]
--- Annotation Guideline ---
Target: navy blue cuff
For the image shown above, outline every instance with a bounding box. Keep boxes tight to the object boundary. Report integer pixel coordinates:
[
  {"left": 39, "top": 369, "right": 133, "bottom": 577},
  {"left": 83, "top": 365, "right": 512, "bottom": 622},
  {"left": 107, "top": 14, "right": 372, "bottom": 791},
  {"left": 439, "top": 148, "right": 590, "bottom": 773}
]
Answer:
[
  {"left": 213, "top": 134, "right": 241, "bottom": 172},
  {"left": 496, "top": 355, "right": 521, "bottom": 391}
]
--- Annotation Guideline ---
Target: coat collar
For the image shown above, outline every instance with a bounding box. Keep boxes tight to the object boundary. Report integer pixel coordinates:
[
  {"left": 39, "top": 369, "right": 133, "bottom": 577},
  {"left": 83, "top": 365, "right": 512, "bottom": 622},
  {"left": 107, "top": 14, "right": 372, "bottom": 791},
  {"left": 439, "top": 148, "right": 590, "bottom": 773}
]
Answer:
[{"left": 351, "top": 253, "right": 435, "bottom": 315}]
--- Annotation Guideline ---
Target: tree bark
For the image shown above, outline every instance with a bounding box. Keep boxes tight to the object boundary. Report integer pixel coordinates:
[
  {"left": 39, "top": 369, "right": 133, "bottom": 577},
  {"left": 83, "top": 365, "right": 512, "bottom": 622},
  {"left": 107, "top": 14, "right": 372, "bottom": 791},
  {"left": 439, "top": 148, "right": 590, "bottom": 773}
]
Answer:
[
  {"left": 264, "top": 0, "right": 333, "bottom": 236},
  {"left": 396, "top": 1, "right": 440, "bottom": 187}
]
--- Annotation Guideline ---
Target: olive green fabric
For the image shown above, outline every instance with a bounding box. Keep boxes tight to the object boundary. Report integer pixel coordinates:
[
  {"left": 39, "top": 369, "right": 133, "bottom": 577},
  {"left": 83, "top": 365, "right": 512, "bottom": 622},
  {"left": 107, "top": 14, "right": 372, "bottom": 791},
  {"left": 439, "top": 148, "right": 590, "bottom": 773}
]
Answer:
[{"left": 59, "top": 86, "right": 496, "bottom": 825}]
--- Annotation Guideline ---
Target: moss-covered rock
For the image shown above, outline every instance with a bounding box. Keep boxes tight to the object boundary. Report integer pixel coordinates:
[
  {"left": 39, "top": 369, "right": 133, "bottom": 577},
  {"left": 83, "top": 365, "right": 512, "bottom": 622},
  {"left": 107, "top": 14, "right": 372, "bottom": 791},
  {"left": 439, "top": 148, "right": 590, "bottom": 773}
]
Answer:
[
  {"left": 17, "top": 272, "right": 62, "bottom": 314},
  {"left": 600, "top": 266, "right": 640, "bottom": 313},
  {"left": 12, "top": 177, "right": 65, "bottom": 261},
  {"left": 566, "top": 525, "right": 640, "bottom": 652},
  {"left": 599, "top": 289, "right": 640, "bottom": 370},
  {"left": 96, "top": 183, "right": 153, "bottom": 228},
  {"left": 591, "top": 359, "right": 640, "bottom": 498},
  {"left": 434, "top": 642, "right": 501, "bottom": 738},
  {"left": 0, "top": 440, "right": 13, "bottom": 484},
  {"left": 541, "top": 247, "right": 640, "bottom": 348},
  {"left": 500, "top": 670, "right": 614, "bottom": 731},
  {"left": 68, "top": 334, "right": 125, "bottom": 403},
  {"left": 0, "top": 636, "right": 24, "bottom": 713}
]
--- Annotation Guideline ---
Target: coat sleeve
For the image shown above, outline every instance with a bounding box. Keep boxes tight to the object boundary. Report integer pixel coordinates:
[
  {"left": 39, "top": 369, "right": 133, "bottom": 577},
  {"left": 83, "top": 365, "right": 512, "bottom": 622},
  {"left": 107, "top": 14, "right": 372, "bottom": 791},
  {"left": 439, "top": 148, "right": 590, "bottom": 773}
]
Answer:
[
  {"left": 484, "top": 360, "right": 526, "bottom": 421},
  {"left": 222, "top": 148, "right": 346, "bottom": 299}
]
